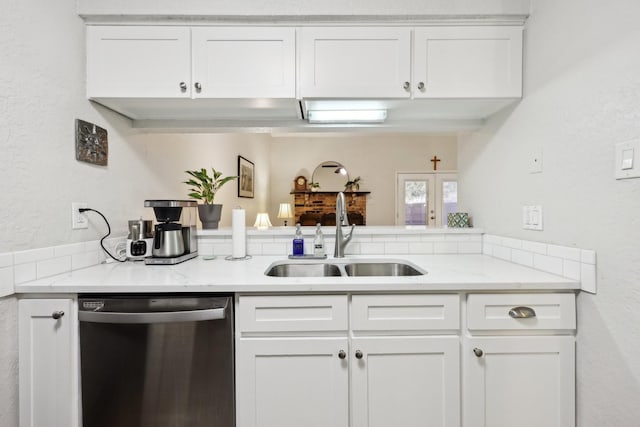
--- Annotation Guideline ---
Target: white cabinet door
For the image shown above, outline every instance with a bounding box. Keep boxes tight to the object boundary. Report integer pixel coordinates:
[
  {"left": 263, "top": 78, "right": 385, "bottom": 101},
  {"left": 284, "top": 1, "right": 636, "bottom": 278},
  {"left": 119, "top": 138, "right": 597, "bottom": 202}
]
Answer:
[
  {"left": 413, "top": 26, "right": 523, "bottom": 98},
  {"left": 19, "top": 298, "right": 78, "bottom": 427},
  {"left": 192, "top": 27, "right": 296, "bottom": 98},
  {"left": 87, "top": 26, "right": 192, "bottom": 98},
  {"left": 236, "top": 338, "right": 349, "bottom": 427},
  {"left": 300, "top": 27, "right": 411, "bottom": 98},
  {"left": 351, "top": 336, "right": 460, "bottom": 427},
  {"left": 464, "top": 336, "right": 575, "bottom": 427}
]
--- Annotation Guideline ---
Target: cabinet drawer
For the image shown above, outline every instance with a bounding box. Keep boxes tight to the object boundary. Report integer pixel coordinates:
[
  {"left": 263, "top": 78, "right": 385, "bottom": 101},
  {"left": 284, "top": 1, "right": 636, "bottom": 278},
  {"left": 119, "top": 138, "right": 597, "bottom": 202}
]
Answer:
[
  {"left": 352, "top": 294, "right": 460, "bottom": 332},
  {"left": 467, "top": 293, "right": 576, "bottom": 331},
  {"left": 238, "top": 295, "right": 348, "bottom": 334}
]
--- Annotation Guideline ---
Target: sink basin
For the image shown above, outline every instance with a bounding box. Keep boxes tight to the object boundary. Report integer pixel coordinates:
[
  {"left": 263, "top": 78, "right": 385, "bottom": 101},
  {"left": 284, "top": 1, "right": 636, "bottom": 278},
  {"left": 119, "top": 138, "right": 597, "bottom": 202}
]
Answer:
[
  {"left": 265, "top": 263, "right": 342, "bottom": 277},
  {"left": 344, "top": 262, "right": 425, "bottom": 277}
]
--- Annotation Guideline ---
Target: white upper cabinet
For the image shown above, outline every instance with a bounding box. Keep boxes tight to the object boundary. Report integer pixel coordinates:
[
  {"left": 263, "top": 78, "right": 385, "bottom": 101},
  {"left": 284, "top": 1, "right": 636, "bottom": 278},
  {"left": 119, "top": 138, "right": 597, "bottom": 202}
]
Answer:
[
  {"left": 191, "top": 27, "right": 296, "bottom": 98},
  {"left": 87, "top": 26, "right": 192, "bottom": 98},
  {"left": 299, "top": 27, "right": 411, "bottom": 98},
  {"left": 413, "top": 26, "right": 523, "bottom": 98},
  {"left": 87, "top": 26, "right": 296, "bottom": 99}
]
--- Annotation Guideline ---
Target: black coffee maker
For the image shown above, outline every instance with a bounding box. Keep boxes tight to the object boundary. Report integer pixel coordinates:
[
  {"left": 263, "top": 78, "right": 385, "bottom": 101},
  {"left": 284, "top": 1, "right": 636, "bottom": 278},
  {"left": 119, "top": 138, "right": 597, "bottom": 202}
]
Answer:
[{"left": 144, "top": 200, "right": 198, "bottom": 265}]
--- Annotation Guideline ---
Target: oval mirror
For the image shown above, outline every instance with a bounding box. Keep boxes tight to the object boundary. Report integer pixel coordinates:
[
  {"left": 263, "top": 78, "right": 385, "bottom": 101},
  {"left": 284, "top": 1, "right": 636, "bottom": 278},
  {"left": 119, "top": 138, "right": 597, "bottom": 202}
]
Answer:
[{"left": 311, "top": 161, "right": 349, "bottom": 191}]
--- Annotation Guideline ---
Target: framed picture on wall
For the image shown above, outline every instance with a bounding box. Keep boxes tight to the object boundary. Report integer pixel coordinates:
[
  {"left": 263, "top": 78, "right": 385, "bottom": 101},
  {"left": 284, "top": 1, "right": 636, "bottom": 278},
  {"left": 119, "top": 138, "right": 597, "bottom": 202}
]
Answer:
[{"left": 238, "top": 156, "right": 254, "bottom": 198}]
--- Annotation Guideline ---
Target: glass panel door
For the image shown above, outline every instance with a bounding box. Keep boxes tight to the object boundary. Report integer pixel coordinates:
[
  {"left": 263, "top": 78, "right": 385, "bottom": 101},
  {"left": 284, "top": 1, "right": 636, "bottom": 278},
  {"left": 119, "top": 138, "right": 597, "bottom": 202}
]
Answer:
[
  {"left": 396, "top": 173, "right": 435, "bottom": 226},
  {"left": 396, "top": 173, "right": 458, "bottom": 227}
]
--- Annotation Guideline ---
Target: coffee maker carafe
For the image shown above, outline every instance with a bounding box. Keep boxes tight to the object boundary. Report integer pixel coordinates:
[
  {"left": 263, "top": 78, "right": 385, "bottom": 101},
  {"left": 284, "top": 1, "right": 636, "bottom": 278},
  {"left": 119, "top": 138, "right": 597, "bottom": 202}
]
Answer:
[
  {"left": 144, "top": 200, "right": 198, "bottom": 265},
  {"left": 152, "top": 222, "right": 185, "bottom": 258}
]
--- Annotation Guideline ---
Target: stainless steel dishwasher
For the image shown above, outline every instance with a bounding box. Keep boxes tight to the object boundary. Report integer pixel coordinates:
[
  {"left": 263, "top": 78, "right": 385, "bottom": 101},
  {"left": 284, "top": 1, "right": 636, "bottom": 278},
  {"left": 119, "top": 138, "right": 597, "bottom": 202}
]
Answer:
[{"left": 79, "top": 294, "right": 234, "bottom": 427}]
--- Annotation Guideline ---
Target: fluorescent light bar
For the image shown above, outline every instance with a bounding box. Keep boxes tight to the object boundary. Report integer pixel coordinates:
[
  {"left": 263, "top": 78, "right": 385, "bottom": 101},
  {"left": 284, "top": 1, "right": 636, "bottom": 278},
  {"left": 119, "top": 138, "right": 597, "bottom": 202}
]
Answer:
[{"left": 307, "top": 110, "right": 387, "bottom": 124}]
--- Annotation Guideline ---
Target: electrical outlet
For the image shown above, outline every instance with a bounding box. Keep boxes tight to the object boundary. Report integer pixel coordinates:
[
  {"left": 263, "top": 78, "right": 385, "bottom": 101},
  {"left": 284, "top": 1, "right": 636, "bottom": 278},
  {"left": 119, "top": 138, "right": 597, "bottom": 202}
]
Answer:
[{"left": 72, "top": 202, "right": 88, "bottom": 229}]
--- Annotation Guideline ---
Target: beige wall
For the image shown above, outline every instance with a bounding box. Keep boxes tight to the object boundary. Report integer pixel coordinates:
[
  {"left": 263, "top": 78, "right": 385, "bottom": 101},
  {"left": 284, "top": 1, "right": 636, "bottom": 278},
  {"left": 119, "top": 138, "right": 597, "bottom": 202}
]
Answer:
[
  {"left": 269, "top": 133, "right": 457, "bottom": 225},
  {"left": 457, "top": 0, "right": 640, "bottom": 424}
]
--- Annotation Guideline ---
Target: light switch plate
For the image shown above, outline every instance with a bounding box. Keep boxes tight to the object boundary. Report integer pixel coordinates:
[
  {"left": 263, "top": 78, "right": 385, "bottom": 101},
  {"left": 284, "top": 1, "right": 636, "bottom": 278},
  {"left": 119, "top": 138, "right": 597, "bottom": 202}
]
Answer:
[
  {"left": 615, "top": 139, "right": 640, "bottom": 179},
  {"left": 523, "top": 205, "right": 543, "bottom": 230}
]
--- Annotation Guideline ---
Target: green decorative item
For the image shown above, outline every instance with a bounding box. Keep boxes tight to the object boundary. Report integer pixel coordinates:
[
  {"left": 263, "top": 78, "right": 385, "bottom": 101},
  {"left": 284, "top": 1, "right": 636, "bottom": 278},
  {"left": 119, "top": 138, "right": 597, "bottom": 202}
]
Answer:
[
  {"left": 345, "top": 176, "right": 361, "bottom": 191},
  {"left": 184, "top": 168, "right": 237, "bottom": 229},
  {"left": 447, "top": 212, "right": 470, "bottom": 228}
]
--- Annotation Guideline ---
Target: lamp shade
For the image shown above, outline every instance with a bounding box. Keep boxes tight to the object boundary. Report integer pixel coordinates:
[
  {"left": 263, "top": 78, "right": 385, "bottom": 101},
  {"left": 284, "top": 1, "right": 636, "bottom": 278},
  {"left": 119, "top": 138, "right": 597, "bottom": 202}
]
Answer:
[
  {"left": 277, "top": 203, "right": 293, "bottom": 219},
  {"left": 277, "top": 203, "right": 293, "bottom": 226},
  {"left": 253, "top": 213, "right": 273, "bottom": 230}
]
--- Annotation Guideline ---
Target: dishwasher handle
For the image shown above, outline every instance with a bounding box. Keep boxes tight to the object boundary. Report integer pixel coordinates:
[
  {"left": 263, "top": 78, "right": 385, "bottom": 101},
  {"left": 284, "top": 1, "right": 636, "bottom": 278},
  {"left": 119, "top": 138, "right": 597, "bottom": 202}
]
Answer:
[{"left": 79, "top": 305, "right": 227, "bottom": 324}]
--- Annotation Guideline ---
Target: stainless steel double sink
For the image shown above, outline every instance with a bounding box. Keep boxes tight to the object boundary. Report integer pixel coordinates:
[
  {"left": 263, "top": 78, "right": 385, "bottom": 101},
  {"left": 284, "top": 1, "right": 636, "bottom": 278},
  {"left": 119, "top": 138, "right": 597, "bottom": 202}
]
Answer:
[{"left": 265, "top": 260, "right": 426, "bottom": 277}]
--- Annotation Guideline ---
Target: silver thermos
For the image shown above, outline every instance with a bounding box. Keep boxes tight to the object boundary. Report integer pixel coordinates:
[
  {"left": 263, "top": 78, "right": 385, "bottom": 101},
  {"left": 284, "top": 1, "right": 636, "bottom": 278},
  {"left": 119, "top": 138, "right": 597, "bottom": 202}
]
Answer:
[{"left": 152, "top": 223, "right": 185, "bottom": 258}]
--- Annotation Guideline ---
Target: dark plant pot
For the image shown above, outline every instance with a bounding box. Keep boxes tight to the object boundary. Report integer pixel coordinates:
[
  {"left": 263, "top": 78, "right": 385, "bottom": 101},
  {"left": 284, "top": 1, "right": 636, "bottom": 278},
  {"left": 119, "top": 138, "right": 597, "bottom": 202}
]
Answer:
[{"left": 198, "top": 204, "right": 223, "bottom": 229}]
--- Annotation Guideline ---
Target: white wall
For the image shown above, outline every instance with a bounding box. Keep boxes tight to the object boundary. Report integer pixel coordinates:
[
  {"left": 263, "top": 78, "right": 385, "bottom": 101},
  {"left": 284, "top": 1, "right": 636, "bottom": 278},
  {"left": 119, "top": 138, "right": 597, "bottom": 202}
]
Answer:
[
  {"left": 457, "top": 0, "right": 640, "bottom": 424},
  {"left": 0, "top": 1, "right": 269, "bottom": 424},
  {"left": 269, "top": 134, "right": 457, "bottom": 225}
]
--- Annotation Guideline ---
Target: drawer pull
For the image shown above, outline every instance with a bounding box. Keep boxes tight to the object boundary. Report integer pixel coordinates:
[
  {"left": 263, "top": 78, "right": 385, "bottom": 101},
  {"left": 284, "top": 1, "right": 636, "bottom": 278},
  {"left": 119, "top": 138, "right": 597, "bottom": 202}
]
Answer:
[
  {"left": 473, "top": 348, "right": 483, "bottom": 357},
  {"left": 508, "top": 306, "right": 536, "bottom": 319},
  {"left": 355, "top": 350, "right": 363, "bottom": 360},
  {"left": 52, "top": 311, "right": 65, "bottom": 320},
  {"left": 338, "top": 350, "right": 346, "bottom": 359}
]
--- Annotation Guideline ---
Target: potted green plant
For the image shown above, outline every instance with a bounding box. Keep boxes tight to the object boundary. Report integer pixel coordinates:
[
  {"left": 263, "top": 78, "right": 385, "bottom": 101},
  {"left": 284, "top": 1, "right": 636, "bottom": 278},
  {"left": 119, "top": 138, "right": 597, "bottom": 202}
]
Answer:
[
  {"left": 345, "top": 176, "right": 361, "bottom": 192},
  {"left": 184, "top": 168, "right": 237, "bottom": 229},
  {"left": 309, "top": 182, "right": 321, "bottom": 192}
]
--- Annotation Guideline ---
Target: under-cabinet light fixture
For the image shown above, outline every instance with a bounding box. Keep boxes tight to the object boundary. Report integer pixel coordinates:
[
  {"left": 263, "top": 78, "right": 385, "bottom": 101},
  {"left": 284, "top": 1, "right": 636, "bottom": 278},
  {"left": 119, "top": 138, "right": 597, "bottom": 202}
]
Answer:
[{"left": 307, "top": 110, "right": 387, "bottom": 124}]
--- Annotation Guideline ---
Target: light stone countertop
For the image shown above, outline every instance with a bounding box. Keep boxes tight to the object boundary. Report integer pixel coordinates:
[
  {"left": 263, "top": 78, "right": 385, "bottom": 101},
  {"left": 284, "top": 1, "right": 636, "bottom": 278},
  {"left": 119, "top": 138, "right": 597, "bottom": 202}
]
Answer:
[{"left": 14, "top": 254, "right": 580, "bottom": 294}]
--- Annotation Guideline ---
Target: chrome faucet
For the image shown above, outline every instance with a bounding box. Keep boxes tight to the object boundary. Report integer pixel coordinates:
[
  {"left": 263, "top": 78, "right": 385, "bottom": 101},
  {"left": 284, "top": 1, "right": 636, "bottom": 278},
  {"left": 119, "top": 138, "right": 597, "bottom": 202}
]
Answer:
[{"left": 334, "top": 192, "right": 355, "bottom": 258}]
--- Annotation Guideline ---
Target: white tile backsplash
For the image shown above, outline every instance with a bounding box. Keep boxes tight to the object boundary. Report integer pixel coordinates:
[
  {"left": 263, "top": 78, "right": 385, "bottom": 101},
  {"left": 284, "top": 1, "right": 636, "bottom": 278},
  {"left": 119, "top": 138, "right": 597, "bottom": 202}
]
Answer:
[
  {"left": 548, "top": 244, "right": 581, "bottom": 261},
  {"left": 54, "top": 243, "right": 86, "bottom": 257},
  {"left": 409, "top": 242, "right": 434, "bottom": 254},
  {"left": 37, "top": 256, "right": 72, "bottom": 279},
  {"left": 522, "top": 240, "right": 547, "bottom": 255},
  {"left": 484, "top": 234, "right": 596, "bottom": 293},
  {"left": 563, "top": 260, "right": 581, "bottom": 280},
  {"left": 0, "top": 253, "right": 13, "bottom": 268},
  {"left": 14, "top": 247, "right": 55, "bottom": 264},
  {"left": 511, "top": 249, "right": 534, "bottom": 267},
  {"left": 384, "top": 242, "right": 409, "bottom": 254},
  {"left": 1, "top": 229, "right": 596, "bottom": 296},
  {"left": 492, "top": 245, "right": 512, "bottom": 261},
  {"left": 14, "top": 263, "right": 36, "bottom": 284},
  {"left": 72, "top": 251, "right": 101, "bottom": 271},
  {"left": 581, "top": 249, "right": 597, "bottom": 265},
  {"left": 533, "top": 254, "right": 564, "bottom": 275}
]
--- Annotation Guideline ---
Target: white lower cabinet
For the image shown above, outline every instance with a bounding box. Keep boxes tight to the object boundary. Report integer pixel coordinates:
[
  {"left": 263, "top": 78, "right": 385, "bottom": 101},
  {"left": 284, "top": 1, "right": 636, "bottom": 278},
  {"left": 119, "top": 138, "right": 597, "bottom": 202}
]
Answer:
[
  {"left": 236, "top": 294, "right": 461, "bottom": 427},
  {"left": 236, "top": 338, "right": 349, "bottom": 427},
  {"left": 464, "top": 293, "right": 576, "bottom": 427},
  {"left": 351, "top": 336, "right": 460, "bottom": 427},
  {"left": 464, "top": 336, "right": 575, "bottom": 427},
  {"left": 18, "top": 298, "right": 78, "bottom": 427}
]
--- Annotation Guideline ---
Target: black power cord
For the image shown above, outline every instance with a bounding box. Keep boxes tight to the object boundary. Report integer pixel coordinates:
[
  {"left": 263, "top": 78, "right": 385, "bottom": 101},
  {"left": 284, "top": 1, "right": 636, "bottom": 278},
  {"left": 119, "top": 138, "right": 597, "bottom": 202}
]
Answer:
[{"left": 79, "top": 208, "right": 127, "bottom": 263}]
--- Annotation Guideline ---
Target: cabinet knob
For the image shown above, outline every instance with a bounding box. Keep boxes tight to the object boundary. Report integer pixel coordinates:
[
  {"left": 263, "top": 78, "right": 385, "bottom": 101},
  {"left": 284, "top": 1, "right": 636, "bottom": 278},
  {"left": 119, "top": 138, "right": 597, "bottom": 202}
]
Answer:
[
  {"left": 355, "top": 350, "right": 363, "bottom": 359},
  {"left": 403, "top": 81, "right": 410, "bottom": 91},
  {"left": 417, "top": 82, "right": 425, "bottom": 91},
  {"left": 52, "top": 311, "right": 65, "bottom": 320},
  {"left": 473, "top": 348, "right": 483, "bottom": 358},
  {"left": 338, "top": 350, "right": 346, "bottom": 359},
  {"left": 194, "top": 82, "right": 202, "bottom": 92},
  {"left": 508, "top": 306, "right": 537, "bottom": 319},
  {"left": 179, "top": 82, "right": 187, "bottom": 92}
]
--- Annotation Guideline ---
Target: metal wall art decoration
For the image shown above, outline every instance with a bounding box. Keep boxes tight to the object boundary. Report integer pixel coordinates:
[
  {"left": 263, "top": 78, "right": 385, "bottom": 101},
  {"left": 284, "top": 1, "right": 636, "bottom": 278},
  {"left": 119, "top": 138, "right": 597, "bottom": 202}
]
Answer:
[{"left": 75, "top": 119, "right": 108, "bottom": 166}]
